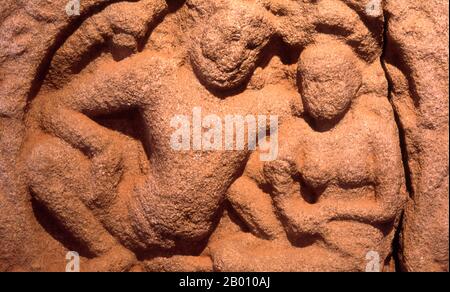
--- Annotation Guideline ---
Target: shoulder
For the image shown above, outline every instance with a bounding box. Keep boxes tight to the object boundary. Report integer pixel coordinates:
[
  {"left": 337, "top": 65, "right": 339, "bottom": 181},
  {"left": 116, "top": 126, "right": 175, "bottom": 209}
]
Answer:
[{"left": 352, "top": 99, "right": 399, "bottom": 141}]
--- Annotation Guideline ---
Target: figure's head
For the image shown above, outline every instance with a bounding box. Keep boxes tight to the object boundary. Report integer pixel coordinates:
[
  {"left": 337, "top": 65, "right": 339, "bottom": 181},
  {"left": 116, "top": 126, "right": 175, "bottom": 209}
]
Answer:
[
  {"left": 297, "top": 41, "right": 362, "bottom": 122},
  {"left": 190, "top": 2, "right": 274, "bottom": 91}
]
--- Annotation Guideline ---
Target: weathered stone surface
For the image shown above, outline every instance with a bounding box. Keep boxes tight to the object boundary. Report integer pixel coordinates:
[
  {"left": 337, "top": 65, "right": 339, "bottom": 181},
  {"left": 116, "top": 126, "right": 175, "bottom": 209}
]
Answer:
[
  {"left": 384, "top": 0, "right": 449, "bottom": 272},
  {"left": 0, "top": 0, "right": 448, "bottom": 272}
]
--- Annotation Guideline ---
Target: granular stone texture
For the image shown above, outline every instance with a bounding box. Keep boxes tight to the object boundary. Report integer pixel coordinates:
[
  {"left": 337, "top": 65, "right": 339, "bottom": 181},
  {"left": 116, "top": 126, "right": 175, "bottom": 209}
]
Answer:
[{"left": 0, "top": 0, "right": 448, "bottom": 272}]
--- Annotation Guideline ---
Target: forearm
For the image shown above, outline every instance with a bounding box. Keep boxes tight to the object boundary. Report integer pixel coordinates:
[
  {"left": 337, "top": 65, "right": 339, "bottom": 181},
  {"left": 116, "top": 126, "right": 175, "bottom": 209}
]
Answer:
[{"left": 38, "top": 54, "right": 167, "bottom": 153}]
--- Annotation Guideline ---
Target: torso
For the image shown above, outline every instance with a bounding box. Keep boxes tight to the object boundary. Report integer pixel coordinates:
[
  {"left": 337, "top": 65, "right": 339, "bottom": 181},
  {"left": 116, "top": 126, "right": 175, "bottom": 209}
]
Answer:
[{"left": 282, "top": 109, "right": 379, "bottom": 203}]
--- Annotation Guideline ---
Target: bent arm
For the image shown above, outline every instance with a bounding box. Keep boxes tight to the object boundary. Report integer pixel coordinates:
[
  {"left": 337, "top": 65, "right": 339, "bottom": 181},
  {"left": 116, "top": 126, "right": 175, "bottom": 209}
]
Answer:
[{"left": 39, "top": 54, "right": 168, "bottom": 155}]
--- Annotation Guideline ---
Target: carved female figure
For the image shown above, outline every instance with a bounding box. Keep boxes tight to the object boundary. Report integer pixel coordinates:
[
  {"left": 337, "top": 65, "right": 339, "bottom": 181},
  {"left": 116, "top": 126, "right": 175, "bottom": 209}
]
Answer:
[{"left": 208, "top": 39, "right": 407, "bottom": 272}]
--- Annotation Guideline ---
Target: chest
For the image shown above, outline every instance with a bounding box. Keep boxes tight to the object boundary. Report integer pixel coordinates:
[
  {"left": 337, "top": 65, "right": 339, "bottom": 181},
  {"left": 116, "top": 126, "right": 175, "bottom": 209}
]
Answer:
[{"left": 297, "top": 129, "right": 375, "bottom": 189}]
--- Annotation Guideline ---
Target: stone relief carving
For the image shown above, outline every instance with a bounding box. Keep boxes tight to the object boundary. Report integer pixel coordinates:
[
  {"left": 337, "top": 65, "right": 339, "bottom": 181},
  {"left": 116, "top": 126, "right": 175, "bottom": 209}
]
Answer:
[
  {"left": 208, "top": 40, "right": 407, "bottom": 272},
  {"left": 0, "top": 0, "right": 448, "bottom": 272}
]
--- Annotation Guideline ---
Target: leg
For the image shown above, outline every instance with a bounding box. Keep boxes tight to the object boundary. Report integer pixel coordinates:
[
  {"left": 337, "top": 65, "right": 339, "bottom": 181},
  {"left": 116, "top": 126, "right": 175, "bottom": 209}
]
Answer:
[{"left": 26, "top": 136, "right": 135, "bottom": 271}]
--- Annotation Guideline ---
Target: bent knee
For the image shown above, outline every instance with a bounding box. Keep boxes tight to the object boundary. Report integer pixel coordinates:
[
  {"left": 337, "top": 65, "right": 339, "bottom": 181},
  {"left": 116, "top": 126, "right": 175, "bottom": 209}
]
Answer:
[{"left": 26, "top": 137, "right": 91, "bottom": 199}]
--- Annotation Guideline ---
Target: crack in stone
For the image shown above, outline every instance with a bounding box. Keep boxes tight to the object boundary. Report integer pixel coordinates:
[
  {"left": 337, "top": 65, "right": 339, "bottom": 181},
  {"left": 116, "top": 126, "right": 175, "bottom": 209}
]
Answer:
[
  {"left": 380, "top": 9, "right": 414, "bottom": 199},
  {"left": 380, "top": 7, "right": 414, "bottom": 272}
]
